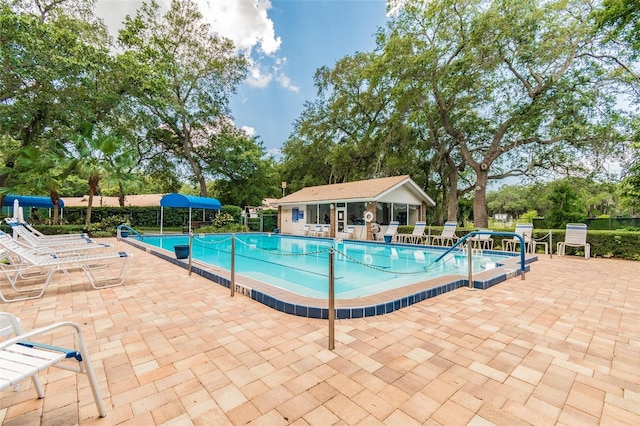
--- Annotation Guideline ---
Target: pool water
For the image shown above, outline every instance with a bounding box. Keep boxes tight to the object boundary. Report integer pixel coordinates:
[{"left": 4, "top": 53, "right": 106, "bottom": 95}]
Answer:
[{"left": 138, "top": 233, "right": 512, "bottom": 299}]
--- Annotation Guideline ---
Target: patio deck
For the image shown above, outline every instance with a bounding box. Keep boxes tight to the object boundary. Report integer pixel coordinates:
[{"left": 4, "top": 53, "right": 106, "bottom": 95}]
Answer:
[{"left": 1, "top": 238, "right": 639, "bottom": 425}]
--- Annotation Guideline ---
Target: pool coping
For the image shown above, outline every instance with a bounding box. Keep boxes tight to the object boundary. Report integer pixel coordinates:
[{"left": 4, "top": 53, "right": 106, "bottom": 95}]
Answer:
[{"left": 121, "top": 233, "right": 536, "bottom": 319}]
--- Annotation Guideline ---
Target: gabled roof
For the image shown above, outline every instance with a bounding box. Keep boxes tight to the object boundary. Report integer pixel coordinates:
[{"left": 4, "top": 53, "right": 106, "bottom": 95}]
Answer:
[{"left": 278, "top": 175, "right": 435, "bottom": 206}]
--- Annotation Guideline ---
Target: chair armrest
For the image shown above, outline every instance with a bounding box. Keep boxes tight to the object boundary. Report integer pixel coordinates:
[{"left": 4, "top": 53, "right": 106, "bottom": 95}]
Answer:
[{"left": 0, "top": 320, "right": 82, "bottom": 351}]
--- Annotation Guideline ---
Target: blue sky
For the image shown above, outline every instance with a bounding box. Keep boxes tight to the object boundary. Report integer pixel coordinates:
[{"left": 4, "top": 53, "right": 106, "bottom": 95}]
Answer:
[
  {"left": 95, "top": 0, "right": 391, "bottom": 157},
  {"left": 230, "top": 1, "right": 390, "bottom": 156}
]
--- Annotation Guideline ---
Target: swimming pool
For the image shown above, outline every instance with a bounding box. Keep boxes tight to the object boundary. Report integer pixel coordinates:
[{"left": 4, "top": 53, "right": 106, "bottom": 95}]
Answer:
[{"left": 130, "top": 233, "right": 519, "bottom": 301}]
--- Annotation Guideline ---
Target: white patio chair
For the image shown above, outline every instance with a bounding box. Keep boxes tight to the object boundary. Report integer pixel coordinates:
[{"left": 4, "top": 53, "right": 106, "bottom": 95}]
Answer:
[
  {"left": 502, "top": 223, "right": 534, "bottom": 253},
  {"left": 338, "top": 225, "right": 355, "bottom": 239},
  {"left": 468, "top": 229, "right": 494, "bottom": 250},
  {"left": 0, "top": 312, "right": 107, "bottom": 418},
  {"left": 397, "top": 221, "right": 426, "bottom": 244},
  {"left": 557, "top": 223, "right": 590, "bottom": 259},
  {"left": 4, "top": 219, "right": 108, "bottom": 251},
  {"left": 430, "top": 221, "right": 459, "bottom": 246},
  {"left": 297, "top": 225, "right": 311, "bottom": 236},
  {"left": 383, "top": 221, "right": 400, "bottom": 243},
  {"left": 5, "top": 218, "right": 88, "bottom": 240},
  {"left": 308, "top": 225, "right": 323, "bottom": 237},
  {"left": 0, "top": 231, "right": 132, "bottom": 302}
]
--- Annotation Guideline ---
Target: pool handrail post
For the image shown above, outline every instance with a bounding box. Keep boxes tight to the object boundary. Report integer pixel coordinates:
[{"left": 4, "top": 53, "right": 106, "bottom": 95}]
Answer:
[
  {"left": 467, "top": 241, "right": 473, "bottom": 289},
  {"left": 328, "top": 246, "right": 335, "bottom": 350},
  {"left": 188, "top": 231, "right": 193, "bottom": 276},
  {"left": 549, "top": 231, "right": 553, "bottom": 259},
  {"left": 231, "top": 234, "right": 235, "bottom": 297}
]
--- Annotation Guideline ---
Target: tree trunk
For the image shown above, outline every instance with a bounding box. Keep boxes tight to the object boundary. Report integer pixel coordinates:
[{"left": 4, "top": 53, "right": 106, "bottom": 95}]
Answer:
[
  {"left": 49, "top": 189, "right": 60, "bottom": 225},
  {"left": 85, "top": 174, "right": 100, "bottom": 226},
  {"left": 118, "top": 183, "right": 125, "bottom": 207},
  {"left": 447, "top": 171, "right": 458, "bottom": 223},
  {"left": 445, "top": 154, "right": 458, "bottom": 223},
  {"left": 473, "top": 169, "right": 489, "bottom": 227}
]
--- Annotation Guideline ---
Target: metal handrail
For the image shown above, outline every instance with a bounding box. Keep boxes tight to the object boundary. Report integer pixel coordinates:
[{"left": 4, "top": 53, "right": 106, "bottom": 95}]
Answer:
[
  {"left": 116, "top": 224, "right": 143, "bottom": 240},
  {"left": 430, "top": 231, "right": 527, "bottom": 286}
]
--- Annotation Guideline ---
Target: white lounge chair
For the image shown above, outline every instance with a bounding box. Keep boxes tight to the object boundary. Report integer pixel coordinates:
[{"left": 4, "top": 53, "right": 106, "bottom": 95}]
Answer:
[
  {"left": 5, "top": 218, "right": 88, "bottom": 240},
  {"left": 321, "top": 224, "right": 330, "bottom": 237},
  {"left": 557, "top": 223, "right": 590, "bottom": 259},
  {"left": 308, "top": 225, "right": 323, "bottom": 237},
  {"left": 502, "top": 223, "right": 534, "bottom": 253},
  {"left": 430, "top": 221, "right": 459, "bottom": 246},
  {"left": 0, "top": 312, "right": 106, "bottom": 418},
  {"left": 338, "top": 225, "right": 355, "bottom": 239},
  {"left": 5, "top": 219, "right": 112, "bottom": 252},
  {"left": 0, "top": 231, "right": 132, "bottom": 302},
  {"left": 397, "top": 221, "right": 426, "bottom": 244},
  {"left": 383, "top": 221, "right": 399, "bottom": 243},
  {"left": 468, "top": 229, "right": 494, "bottom": 250},
  {"left": 297, "top": 225, "right": 311, "bottom": 236}
]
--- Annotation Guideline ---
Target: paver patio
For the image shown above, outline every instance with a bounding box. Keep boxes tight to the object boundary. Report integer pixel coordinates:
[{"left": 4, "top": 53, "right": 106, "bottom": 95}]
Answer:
[{"left": 1, "top": 238, "right": 639, "bottom": 425}]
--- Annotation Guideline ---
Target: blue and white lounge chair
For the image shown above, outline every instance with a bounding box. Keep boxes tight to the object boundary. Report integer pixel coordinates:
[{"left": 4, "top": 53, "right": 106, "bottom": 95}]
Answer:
[
  {"left": 557, "top": 223, "right": 590, "bottom": 259},
  {"left": 338, "top": 225, "right": 355, "bottom": 239},
  {"left": 5, "top": 219, "right": 112, "bottom": 253},
  {"left": 0, "top": 231, "right": 132, "bottom": 302},
  {"left": 398, "top": 221, "right": 426, "bottom": 244},
  {"left": 430, "top": 221, "right": 459, "bottom": 246},
  {"left": 502, "top": 223, "right": 534, "bottom": 253},
  {"left": 0, "top": 312, "right": 106, "bottom": 417}
]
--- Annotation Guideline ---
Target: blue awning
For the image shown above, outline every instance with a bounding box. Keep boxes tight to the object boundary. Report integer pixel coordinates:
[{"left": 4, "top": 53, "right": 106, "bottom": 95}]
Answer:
[
  {"left": 2, "top": 195, "right": 64, "bottom": 209},
  {"left": 160, "top": 193, "right": 221, "bottom": 210}
]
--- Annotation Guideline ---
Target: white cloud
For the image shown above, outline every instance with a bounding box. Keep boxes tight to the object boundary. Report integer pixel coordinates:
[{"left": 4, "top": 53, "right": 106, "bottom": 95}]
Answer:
[
  {"left": 194, "top": 0, "right": 297, "bottom": 92},
  {"left": 197, "top": 0, "right": 281, "bottom": 55},
  {"left": 95, "top": 0, "right": 296, "bottom": 92},
  {"left": 273, "top": 57, "right": 300, "bottom": 93},
  {"left": 241, "top": 126, "right": 256, "bottom": 137}
]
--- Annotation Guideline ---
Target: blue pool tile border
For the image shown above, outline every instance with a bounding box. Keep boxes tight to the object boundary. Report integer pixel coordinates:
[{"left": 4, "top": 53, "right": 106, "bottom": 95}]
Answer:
[{"left": 122, "top": 235, "right": 532, "bottom": 319}]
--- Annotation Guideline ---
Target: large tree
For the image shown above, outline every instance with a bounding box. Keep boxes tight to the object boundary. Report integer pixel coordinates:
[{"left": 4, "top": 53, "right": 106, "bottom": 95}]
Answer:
[
  {"left": 378, "top": 0, "right": 627, "bottom": 226},
  {"left": 117, "top": 0, "right": 247, "bottom": 197},
  {"left": 0, "top": 0, "right": 119, "bottom": 214}
]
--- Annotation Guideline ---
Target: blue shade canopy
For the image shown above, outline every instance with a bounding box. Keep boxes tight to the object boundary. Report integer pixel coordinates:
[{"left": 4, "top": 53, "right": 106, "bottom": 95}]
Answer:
[
  {"left": 160, "top": 193, "right": 221, "bottom": 210},
  {"left": 2, "top": 195, "right": 64, "bottom": 208}
]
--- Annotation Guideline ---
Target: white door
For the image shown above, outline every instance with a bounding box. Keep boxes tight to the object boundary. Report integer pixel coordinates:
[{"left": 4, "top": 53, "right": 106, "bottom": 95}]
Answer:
[{"left": 336, "top": 207, "right": 346, "bottom": 233}]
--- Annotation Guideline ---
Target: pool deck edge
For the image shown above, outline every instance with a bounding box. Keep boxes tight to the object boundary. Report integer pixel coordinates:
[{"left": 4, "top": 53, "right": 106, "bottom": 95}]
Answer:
[{"left": 121, "top": 235, "right": 535, "bottom": 319}]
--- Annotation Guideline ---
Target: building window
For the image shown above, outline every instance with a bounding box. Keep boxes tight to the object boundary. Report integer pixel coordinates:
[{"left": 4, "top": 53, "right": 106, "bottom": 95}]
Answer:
[
  {"left": 319, "top": 204, "right": 331, "bottom": 224},
  {"left": 306, "top": 205, "right": 318, "bottom": 224},
  {"left": 346, "top": 202, "right": 366, "bottom": 225}
]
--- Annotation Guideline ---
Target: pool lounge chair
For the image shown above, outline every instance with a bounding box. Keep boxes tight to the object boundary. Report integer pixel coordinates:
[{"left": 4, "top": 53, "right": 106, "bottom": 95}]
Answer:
[
  {"left": 557, "top": 223, "right": 590, "bottom": 259},
  {"left": 0, "top": 312, "right": 106, "bottom": 418},
  {"left": 430, "top": 221, "right": 459, "bottom": 246},
  {"left": 308, "top": 225, "right": 323, "bottom": 237},
  {"left": 5, "top": 219, "right": 112, "bottom": 252},
  {"left": 4, "top": 218, "right": 88, "bottom": 240},
  {"left": 397, "top": 221, "right": 426, "bottom": 244},
  {"left": 297, "top": 225, "right": 311, "bottom": 236},
  {"left": 0, "top": 231, "right": 132, "bottom": 302},
  {"left": 338, "top": 225, "right": 355, "bottom": 239},
  {"left": 383, "top": 221, "right": 399, "bottom": 243},
  {"left": 502, "top": 223, "right": 534, "bottom": 253},
  {"left": 321, "top": 224, "right": 331, "bottom": 237},
  {"left": 468, "top": 229, "right": 494, "bottom": 250}
]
